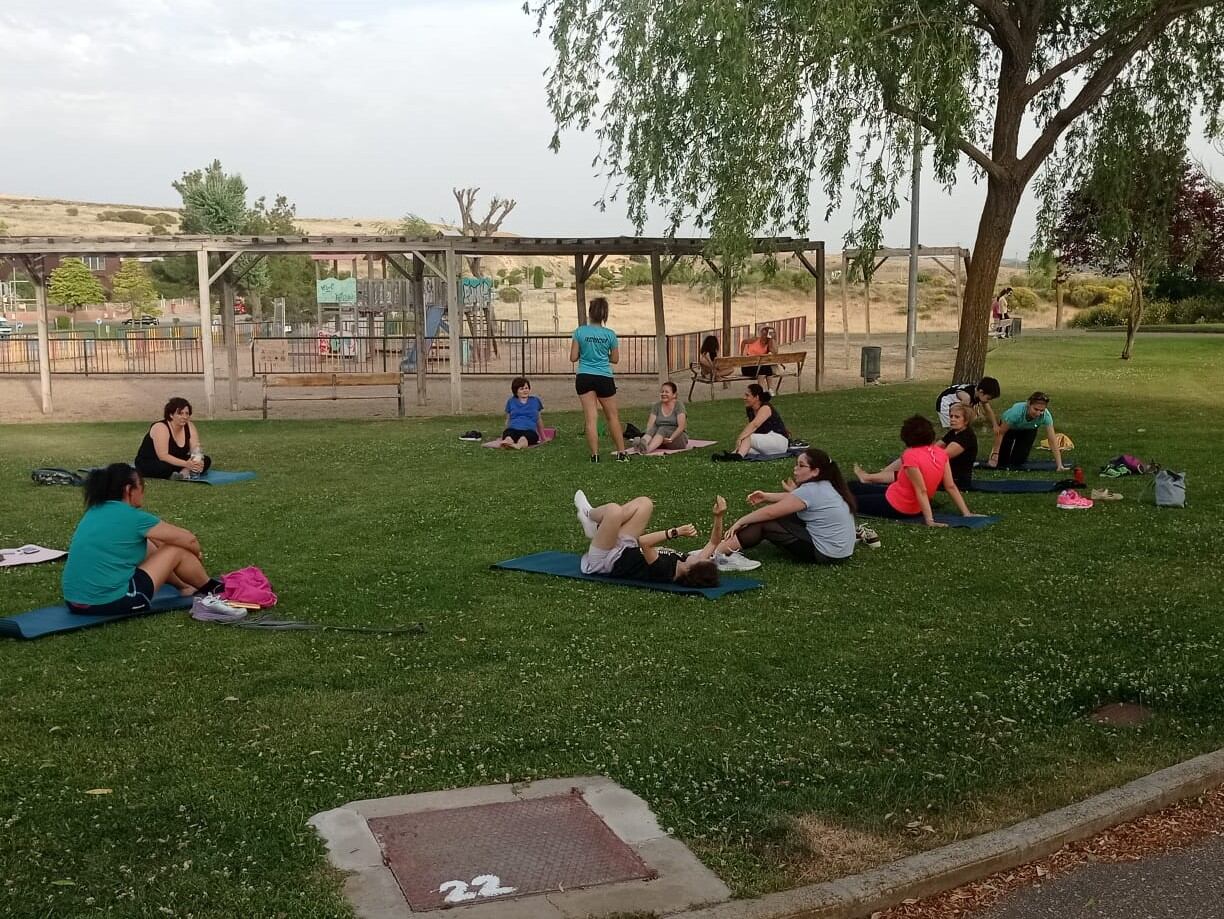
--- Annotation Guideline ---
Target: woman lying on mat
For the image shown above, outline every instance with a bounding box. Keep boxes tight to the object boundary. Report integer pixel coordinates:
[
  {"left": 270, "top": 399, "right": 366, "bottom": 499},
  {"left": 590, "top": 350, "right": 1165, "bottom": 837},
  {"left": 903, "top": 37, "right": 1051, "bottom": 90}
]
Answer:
[
  {"left": 988, "top": 391, "right": 1068, "bottom": 471},
  {"left": 499, "top": 376, "right": 545, "bottom": 449},
  {"left": 713, "top": 448, "right": 858, "bottom": 569},
  {"left": 574, "top": 490, "right": 724, "bottom": 587},
  {"left": 135, "top": 396, "right": 210, "bottom": 480},
  {"left": 849, "top": 415, "right": 978, "bottom": 527},
  {"left": 61, "top": 463, "right": 242, "bottom": 618},
  {"left": 854, "top": 402, "right": 978, "bottom": 491},
  {"left": 632, "top": 382, "right": 689, "bottom": 454},
  {"left": 712, "top": 384, "right": 791, "bottom": 462}
]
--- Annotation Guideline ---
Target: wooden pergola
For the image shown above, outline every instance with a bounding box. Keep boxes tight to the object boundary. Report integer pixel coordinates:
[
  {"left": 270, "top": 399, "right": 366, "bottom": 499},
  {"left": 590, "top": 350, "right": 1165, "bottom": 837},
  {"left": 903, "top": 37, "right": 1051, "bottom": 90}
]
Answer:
[
  {"left": 838, "top": 246, "right": 970, "bottom": 367},
  {"left": 0, "top": 234, "right": 826, "bottom": 417}
]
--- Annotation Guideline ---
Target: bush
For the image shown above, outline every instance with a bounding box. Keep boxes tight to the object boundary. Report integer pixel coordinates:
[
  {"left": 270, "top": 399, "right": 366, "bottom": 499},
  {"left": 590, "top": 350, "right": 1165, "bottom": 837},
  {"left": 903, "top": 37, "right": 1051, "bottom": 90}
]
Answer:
[
  {"left": 555, "top": 280, "right": 565, "bottom": 289},
  {"left": 65, "top": 206, "right": 79, "bottom": 216},
  {"left": 1170, "top": 296, "right": 1224, "bottom": 324},
  {"left": 149, "top": 225, "right": 169, "bottom": 235},
  {"left": 619, "top": 263, "right": 653, "bottom": 287},
  {"left": 1068, "top": 304, "right": 1126, "bottom": 327},
  {"left": 532, "top": 266, "right": 545, "bottom": 289},
  {"left": 915, "top": 271, "right": 933, "bottom": 283},
  {"left": 1008, "top": 286, "right": 1040, "bottom": 311},
  {"left": 96, "top": 210, "right": 151, "bottom": 225},
  {"left": 498, "top": 287, "right": 521, "bottom": 303},
  {"left": 596, "top": 266, "right": 614, "bottom": 281},
  {"left": 151, "top": 212, "right": 177, "bottom": 224},
  {"left": 585, "top": 275, "right": 608, "bottom": 291}
]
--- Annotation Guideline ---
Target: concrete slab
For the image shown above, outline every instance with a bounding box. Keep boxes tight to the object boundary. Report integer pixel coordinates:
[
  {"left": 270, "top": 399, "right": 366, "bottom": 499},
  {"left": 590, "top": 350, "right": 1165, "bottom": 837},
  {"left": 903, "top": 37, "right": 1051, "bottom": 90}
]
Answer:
[{"left": 311, "top": 775, "right": 731, "bottom": 917}]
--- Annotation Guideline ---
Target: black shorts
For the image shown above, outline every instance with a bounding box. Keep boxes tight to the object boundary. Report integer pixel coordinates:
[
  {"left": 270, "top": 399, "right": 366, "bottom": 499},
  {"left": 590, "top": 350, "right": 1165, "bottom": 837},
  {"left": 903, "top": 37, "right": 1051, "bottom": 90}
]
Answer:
[
  {"left": 575, "top": 373, "right": 616, "bottom": 398},
  {"left": 67, "top": 568, "right": 155, "bottom": 616},
  {"left": 501, "top": 428, "right": 540, "bottom": 446},
  {"left": 741, "top": 365, "right": 775, "bottom": 378}
]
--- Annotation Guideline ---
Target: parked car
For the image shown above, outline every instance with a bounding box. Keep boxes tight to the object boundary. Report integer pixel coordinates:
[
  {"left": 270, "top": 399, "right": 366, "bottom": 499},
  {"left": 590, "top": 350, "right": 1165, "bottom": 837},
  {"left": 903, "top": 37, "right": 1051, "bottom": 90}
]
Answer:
[
  {"left": 0, "top": 319, "right": 14, "bottom": 338},
  {"left": 123, "top": 315, "right": 160, "bottom": 326}
]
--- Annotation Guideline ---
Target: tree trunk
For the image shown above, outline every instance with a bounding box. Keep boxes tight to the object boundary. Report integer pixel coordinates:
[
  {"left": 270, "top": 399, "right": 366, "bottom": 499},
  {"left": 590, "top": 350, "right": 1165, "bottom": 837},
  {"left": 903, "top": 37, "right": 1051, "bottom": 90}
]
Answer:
[
  {"left": 953, "top": 177, "right": 1024, "bottom": 382},
  {"left": 466, "top": 256, "right": 483, "bottom": 278},
  {"left": 1121, "top": 272, "right": 1144, "bottom": 360}
]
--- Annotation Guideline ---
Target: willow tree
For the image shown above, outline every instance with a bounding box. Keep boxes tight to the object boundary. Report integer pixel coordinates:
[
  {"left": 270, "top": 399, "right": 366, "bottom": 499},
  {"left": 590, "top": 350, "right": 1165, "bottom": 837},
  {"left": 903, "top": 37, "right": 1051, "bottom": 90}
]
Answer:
[{"left": 531, "top": 0, "right": 1224, "bottom": 380}]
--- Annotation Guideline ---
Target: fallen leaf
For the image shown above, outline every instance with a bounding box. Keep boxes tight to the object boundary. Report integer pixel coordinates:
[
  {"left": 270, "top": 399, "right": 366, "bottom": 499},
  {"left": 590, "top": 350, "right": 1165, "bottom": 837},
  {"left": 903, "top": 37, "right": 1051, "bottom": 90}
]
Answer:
[{"left": 84, "top": 788, "right": 112, "bottom": 795}]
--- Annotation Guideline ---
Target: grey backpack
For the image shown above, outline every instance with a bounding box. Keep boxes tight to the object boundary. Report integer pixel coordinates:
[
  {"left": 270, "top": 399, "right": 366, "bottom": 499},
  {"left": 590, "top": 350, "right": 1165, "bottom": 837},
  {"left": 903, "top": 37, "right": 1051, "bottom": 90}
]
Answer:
[{"left": 1154, "top": 469, "right": 1186, "bottom": 507}]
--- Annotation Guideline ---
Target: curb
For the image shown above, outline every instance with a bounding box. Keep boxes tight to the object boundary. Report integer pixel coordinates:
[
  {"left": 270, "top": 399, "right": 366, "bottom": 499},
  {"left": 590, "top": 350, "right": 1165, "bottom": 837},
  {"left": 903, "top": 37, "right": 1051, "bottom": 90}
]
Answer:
[{"left": 671, "top": 747, "right": 1224, "bottom": 919}]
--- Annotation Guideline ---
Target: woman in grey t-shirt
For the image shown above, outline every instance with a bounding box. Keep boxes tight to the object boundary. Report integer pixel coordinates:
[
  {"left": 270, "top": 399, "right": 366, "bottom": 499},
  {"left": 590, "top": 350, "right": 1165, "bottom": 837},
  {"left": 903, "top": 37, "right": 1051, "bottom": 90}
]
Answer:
[{"left": 633, "top": 381, "right": 689, "bottom": 454}]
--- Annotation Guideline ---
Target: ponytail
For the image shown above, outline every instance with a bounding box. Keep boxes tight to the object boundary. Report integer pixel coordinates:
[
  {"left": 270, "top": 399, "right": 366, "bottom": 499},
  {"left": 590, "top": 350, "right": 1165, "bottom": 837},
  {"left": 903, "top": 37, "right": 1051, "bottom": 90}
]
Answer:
[
  {"left": 83, "top": 463, "right": 140, "bottom": 508},
  {"left": 805, "top": 448, "right": 856, "bottom": 513}
]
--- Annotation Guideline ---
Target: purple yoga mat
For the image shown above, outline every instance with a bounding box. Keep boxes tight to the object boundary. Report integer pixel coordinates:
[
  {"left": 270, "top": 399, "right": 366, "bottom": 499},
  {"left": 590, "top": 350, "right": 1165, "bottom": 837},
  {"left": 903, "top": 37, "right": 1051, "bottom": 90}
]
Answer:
[{"left": 631, "top": 439, "right": 716, "bottom": 456}]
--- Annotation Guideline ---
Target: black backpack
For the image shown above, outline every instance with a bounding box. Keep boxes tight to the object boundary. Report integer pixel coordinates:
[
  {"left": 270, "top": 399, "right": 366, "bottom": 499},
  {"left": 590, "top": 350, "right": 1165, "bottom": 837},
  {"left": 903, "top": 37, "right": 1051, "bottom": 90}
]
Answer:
[{"left": 31, "top": 468, "right": 85, "bottom": 487}]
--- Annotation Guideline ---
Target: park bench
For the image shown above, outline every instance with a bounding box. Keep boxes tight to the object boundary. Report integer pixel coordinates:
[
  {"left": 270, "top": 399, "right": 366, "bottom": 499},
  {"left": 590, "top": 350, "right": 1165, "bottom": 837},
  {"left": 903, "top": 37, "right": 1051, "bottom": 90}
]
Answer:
[
  {"left": 261, "top": 372, "right": 406, "bottom": 419},
  {"left": 687, "top": 351, "right": 808, "bottom": 400}
]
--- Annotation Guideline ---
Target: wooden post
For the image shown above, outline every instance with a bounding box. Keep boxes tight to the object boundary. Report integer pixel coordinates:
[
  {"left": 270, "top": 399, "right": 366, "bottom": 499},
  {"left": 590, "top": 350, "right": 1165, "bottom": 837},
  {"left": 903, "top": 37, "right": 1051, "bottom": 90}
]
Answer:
[
  {"left": 814, "top": 244, "right": 826, "bottom": 391},
  {"left": 412, "top": 254, "right": 427, "bottom": 405},
  {"left": 864, "top": 273, "right": 872, "bottom": 341},
  {"left": 220, "top": 271, "right": 239, "bottom": 411},
  {"left": 574, "top": 254, "right": 587, "bottom": 326},
  {"left": 650, "top": 252, "right": 668, "bottom": 383},
  {"left": 196, "top": 249, "right": 216, "bottom": 417},
  {"left": 446, "top": 247, "right": 462, "bottom": 413},
  {"left": 840, "top": 252, "right": 850, "bottom": 369},
  {"left": 1054, "top": 268, "right": 1064, "bottom": 330},
  {"left": 32, "top": 265, "right": 52, "bottom": 414},
  {"left": 720, "top": 268, "right": 732, "bottom": 357}
]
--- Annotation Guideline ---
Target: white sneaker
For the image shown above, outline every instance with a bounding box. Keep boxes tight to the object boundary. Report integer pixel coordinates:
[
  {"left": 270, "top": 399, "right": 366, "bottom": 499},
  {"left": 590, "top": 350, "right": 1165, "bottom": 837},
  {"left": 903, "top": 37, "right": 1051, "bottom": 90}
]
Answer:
[
  {"left": 574, "top": 489, "right": 598, "bottom": 539},
  {"left": 192, "top": 593, "right": 247, "bottom": 621},
  {"left": 715, "top": 551, "right": 762, "bottom": 572}
]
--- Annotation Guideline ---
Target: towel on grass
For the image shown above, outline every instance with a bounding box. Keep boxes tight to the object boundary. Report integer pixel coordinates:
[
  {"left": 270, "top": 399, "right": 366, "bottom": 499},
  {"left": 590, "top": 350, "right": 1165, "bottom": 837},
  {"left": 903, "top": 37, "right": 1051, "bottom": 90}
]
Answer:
[
  {"left": 492, "top": 551, "right": 761, "bottom": 598},
  {"left": 0, "top": 545, "right": 66, "bottom": 568}
]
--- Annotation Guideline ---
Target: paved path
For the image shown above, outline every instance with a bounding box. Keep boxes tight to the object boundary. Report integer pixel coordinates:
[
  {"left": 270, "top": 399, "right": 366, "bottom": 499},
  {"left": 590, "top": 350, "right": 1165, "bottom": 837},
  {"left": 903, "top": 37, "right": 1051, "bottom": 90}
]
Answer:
[{"left": 979, "top": 834, "right": 1224, "bottom": 919}]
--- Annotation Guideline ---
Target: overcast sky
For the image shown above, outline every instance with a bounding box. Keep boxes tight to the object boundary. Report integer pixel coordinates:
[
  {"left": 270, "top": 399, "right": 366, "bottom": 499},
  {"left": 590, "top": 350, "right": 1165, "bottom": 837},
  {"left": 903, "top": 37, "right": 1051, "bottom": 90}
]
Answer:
[{"left": 3, "top": 0, "right": 1221, "bottom": 257}]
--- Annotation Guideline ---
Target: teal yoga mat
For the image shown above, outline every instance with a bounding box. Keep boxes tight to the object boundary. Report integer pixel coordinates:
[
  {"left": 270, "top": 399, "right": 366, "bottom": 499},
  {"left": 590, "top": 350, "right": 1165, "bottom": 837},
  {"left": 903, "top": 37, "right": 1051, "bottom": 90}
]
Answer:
[
  {"left": 742, "top": 447, "right": 805, "bottom": 462},
  {"left": 178, "top": 470, "right": 256, "bottom": 486},
  {"left": 1, "top": 586, "right": 193, "bottom": 640},
  {"left": 974, "top": 460, "right": 1058, "bottom": 472},
  {"left": 492, "top": 551, "right": 762, "bottom": 598},
  {"left": 856, "top": 512, "right": 1002, "bottom": 528}
]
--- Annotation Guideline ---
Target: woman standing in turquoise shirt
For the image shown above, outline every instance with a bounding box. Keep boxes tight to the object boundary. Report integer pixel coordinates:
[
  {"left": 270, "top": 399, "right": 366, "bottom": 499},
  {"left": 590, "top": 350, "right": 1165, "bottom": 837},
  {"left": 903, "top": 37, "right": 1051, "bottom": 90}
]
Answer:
[{"left": 570, "top": 297, "right": 630, "bottom": 463}]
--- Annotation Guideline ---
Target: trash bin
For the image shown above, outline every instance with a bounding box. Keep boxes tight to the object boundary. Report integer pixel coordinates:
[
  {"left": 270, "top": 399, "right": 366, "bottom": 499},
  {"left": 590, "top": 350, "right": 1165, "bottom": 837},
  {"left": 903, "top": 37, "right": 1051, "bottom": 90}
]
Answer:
[
  {"left": 860, "top": 346, "right": 882, "bottom": 384},
  {"left": 1008, "top": 316, "right": 1022, "bottom": 338}
]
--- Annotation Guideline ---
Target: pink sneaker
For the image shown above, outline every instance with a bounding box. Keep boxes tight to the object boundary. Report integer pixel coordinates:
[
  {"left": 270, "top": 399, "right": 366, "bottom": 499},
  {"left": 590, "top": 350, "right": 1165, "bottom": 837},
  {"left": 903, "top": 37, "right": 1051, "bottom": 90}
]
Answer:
[{"left": 1057, "top": 489, "right": 1094, "bottom": 510}]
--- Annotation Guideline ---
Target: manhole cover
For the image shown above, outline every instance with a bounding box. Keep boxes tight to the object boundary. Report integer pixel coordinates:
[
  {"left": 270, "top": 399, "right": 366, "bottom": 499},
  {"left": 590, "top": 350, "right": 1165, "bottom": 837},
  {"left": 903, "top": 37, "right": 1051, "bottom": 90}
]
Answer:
[
  {"left": 367, "top": 791, "right": 657, "bottom": 911},
  {"left": 1090, "top": 702, "right": 1154, "bottom": 727}
]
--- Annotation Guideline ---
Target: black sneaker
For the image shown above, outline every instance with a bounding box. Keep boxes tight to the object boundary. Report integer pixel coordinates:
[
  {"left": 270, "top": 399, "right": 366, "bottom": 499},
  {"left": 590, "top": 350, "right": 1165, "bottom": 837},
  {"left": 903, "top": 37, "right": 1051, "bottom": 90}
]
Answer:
[
  {"left": 591, "top": 454, "right": 600, "bottom": 463},
  {"left": 615, "top": 452, "right": 631, "bottom": 463},
  {"left": 712, "top": 451, "right": 743, "bottom": 463},
  {"left": 459, "top": 430, "right": 483, "bottom": 442}
]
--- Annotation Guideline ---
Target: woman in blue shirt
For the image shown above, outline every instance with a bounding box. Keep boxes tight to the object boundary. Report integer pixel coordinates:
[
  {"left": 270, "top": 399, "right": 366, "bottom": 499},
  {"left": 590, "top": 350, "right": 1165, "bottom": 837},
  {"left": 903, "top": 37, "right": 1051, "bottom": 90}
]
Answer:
[
  {"left": 61, "top": 463, "right": 240, "bottom": 618},
  {"left": 570, "top": 297, "right": 630, "bottom": 463},
  {"left": 498, "top": 377, "right": 545, "bottom": 449}
]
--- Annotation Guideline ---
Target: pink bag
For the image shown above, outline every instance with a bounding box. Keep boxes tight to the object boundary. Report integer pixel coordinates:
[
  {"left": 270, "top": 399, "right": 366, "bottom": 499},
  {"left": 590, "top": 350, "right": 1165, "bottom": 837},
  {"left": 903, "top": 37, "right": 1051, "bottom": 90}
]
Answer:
[{"left": 220, "top": 567, "right": 278, "bottom": 607}]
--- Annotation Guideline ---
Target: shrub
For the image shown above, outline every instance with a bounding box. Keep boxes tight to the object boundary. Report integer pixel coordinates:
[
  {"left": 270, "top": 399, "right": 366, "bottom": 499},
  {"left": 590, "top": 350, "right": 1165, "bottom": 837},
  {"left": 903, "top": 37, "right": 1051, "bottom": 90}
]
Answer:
[
  {"left": 532, "top": 266, "right": 545, "bottom": 289},
  {"left": 149, "top": 225, "right": 169, "bottom": 235},
  {"left": 555, "top": 280, "right": 565, "bottom": 288},
  {"left": 1008, "top": 287, "right": 1040, "bottom": 311},
  {"left": 1143, "top": 299, "right": 1174, "bottom": 324},
  {"left": 1069, "top": 303, "right": 1128, "bottom": 327},
  {"left": 915, "top": 271, "right": 933, "bottom": 283},
  {"left": 66, "top": 206, "right": 79, "bottom": 216},
  {"left": 151, "top": 212, "right": 177, "bottom": 224},
  {"left": 596, "top": 266, "right": 614, "bottom": 281},
  {"left": 585, "top": 275, "right": 607, "bottom": 291},
  {"left": 1170, "top": 296, "right": 1224, "bottom": 324},
  {"left": 96, "top": 209, "right": 151, "bottom": 225},
  {"left": 499, "top": 287, "right": 521, "bottom": 303},
  {"left": 619, "top": 263, "right": 653, "bottom": 287}
]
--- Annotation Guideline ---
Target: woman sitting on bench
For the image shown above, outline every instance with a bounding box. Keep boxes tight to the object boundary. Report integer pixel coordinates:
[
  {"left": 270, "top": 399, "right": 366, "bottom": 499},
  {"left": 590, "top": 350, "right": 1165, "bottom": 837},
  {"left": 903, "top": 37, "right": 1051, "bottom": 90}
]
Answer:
[
  {"left": 739, "top": 326, "right": 778, "bottom": 391},
  {"left": 849, "top": 415, "right": 977, "bottom": 527},
  {"left": 573, "top": 490, "right": 723, "bottom": 587},
  {"left": 698, "top": 335, "right": 735, "bottom": 381},
  {"left": 714, "top": 448, "right": 858, "bottom": 567},
  {"left": 988, "top": 391, "right": 1068, "bottom": 470},
  {"left": 713, "top": 384, "right": 791, "bottom": 461},
  {"left": 61, "top": 463, "right": 241, "bottom": 618},
  {"left": 135, "top": 397, "right": 210, "bottom": 480}
]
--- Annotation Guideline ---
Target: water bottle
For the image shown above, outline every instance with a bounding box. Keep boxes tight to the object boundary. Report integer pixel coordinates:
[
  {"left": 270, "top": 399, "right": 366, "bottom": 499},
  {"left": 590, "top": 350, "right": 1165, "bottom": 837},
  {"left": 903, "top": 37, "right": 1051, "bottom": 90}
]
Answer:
[{"left": 188, "top": 446, "right": 204, "bottom": 480}]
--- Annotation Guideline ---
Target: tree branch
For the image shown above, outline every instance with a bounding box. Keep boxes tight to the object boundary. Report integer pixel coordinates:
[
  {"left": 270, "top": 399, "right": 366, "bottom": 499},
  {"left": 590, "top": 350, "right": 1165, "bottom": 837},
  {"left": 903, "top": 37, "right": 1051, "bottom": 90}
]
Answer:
[
  {"left": 1019, "top": 6, "right": 1194, "bottom": 180},
  {"left": 967, "top": 0, "right": 1022, "bottom": 55},
  {"left": 887, "top": 102, "right": 1006, "bottom": 181}
]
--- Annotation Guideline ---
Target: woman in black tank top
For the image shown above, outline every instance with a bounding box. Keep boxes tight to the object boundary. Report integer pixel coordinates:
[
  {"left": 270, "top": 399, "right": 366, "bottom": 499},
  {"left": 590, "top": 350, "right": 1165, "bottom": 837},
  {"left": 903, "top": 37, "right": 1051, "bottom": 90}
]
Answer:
[
  {"left": 135, "top": 397, "right": 211, "bottom": 479},
  {"left": 713, "top": 384, "right": 794, "bottom": 461}
]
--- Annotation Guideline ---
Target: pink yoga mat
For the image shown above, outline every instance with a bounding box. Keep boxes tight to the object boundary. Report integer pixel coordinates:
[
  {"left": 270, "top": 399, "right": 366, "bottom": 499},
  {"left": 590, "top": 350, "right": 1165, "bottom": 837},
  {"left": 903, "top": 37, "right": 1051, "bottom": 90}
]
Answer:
[
  {"left": 627, "top": 439, "right": 717, "bottom": 456},
  {"left": 483, "top": 428, "right": 557, "bottom": 448}
]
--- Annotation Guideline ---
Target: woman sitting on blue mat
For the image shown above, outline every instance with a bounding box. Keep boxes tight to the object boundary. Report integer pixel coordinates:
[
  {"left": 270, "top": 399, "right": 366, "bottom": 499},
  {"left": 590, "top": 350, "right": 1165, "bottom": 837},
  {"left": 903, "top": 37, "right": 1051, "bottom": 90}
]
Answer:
[
  {"left": 499, "top": 377, "right": 545, "bottom": 449},
  {"left": 712, "top": 384, "right": 791, "bottom": 462},
  {"left": 854, "top": 402, "right": 978, "bottom": 491},
  {"left": 62, "top": 463, "right": 241, "bottom": 618},
  {"left": 987, "top": 391, "right": 1068, "bottom": 471},
  {"left": 135, "top": 397, "right": 211, "bottom": 480},
  {"left": 714, "top": 448, "right": 859, "bottom": 567},
  {"left": 574, "top": 490, "right": 723, "bottom": 587},
  {"left": 849, "top": 415, "right": 978, "bottom": 527}
]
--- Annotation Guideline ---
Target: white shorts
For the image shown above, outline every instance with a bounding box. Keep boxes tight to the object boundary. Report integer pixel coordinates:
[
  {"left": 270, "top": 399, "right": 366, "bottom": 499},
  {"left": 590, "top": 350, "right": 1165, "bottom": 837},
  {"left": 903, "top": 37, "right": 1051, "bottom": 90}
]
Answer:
[
  {"left": 580, "top": 535, "right": 638, "bottom": 574},
  {"left": 747, "top": 431, "right": 790, "bottom": 457}
]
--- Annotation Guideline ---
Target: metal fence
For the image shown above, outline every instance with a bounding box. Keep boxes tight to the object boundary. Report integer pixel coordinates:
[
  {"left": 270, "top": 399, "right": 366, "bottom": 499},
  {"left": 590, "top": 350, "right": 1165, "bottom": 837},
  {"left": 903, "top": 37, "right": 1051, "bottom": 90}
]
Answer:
[{"left": 0, "top": 330, "right": 205, "bottom": 375}]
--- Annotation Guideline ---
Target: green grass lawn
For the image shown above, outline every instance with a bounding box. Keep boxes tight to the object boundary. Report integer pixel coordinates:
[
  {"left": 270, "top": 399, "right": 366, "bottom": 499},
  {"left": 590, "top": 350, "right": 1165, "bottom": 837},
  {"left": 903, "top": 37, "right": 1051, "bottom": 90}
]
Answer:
[{"left": 2, "top": 336, "right": 1222, "bottom": 918}]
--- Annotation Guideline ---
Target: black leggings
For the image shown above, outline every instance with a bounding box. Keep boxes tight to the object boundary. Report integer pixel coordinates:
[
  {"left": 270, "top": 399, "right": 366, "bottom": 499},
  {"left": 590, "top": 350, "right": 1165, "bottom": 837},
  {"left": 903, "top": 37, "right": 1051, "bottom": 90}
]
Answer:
[
  {"left": 136, "top": 454, "right": 212, "bottom": 479},
  {"left": 735, "top": 514, "right": 846, "bottom": 564},
  {"left": 847, "top": 481, "right": 920, "bottom": 520},
  {"left": 997, "top": 428, "right": 1037, "bottom": 468}
]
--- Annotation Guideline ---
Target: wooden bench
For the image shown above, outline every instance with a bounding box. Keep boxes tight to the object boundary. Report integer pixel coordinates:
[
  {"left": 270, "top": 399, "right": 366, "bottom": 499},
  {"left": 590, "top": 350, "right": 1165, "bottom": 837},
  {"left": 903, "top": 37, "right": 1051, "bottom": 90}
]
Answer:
[
  {"left": 261, "top": 372, "right": 406, "bottom": 419},
  {"left": 688, "top": 351, "right": 807, "bottom": 400}
]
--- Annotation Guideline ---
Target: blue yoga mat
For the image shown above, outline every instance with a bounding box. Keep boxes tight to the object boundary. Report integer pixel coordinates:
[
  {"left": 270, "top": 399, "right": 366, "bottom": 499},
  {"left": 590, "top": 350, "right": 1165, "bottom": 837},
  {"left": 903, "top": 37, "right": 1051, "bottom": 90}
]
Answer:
[
  {"left": 492, "top": 551, "right": 762, "bottom": 598},
  {"left": 743, "top": 447, "right": 805, "bottom": 462},
  {"left": 968, "top": 479, "right": 1061, "bottom": 493},
  {"left": 857, "top": 512, "right": 1002, "bottom": 529},
  {"left": 179, "top": 470, "right": 256, "bottom": 486},
  {"left": 1, "top": 586, "right": 193, "bottom": 640},
  {"left": 974, "top": 460, "right": 1058, "bottom": 472}
]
